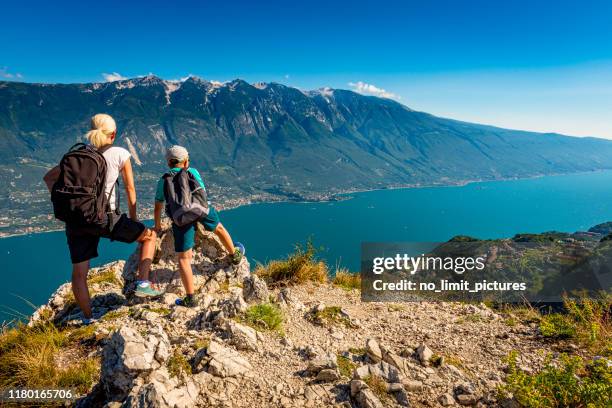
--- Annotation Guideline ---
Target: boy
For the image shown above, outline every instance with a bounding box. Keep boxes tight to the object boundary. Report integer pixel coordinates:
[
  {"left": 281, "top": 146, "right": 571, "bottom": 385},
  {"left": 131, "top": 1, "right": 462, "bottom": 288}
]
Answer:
[{"left": 154, "top": 145, "right": 243, "bottom": 307}]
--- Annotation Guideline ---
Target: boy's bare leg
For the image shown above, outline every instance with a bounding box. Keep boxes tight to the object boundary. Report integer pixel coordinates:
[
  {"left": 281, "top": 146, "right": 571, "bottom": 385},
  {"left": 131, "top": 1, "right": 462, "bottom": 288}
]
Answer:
[
  {"left": 71, "top": 260, "right": 92, "bottom": 318},
  {"left": 213, "top": 223, "right": 235, "bottom": 254},
  {"left": 177, "top": 249, "right": 195, "bottom": 295},
  {"left": 136, "top": 228, "right": 157, "bottom": 282}
]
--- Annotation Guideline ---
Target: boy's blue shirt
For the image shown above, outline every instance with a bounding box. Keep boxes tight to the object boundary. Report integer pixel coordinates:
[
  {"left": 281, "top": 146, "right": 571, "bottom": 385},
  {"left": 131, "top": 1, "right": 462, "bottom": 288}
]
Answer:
[{"left": 155, "top": 167, "right": 206, "bottom": 202}]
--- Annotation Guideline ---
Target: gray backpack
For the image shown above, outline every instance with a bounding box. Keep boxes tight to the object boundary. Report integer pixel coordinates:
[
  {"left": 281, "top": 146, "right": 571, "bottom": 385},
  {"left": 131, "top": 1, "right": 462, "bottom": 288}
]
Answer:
[{"left": 163, "top": 169, "right": 209, "bottom": 226}]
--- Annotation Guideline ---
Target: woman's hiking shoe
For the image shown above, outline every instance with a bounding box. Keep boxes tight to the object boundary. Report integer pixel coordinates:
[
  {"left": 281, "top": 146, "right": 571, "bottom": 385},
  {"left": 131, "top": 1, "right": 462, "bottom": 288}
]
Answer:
[
  {"left": 175, "top": 294, "right": 198, "bottom": 308},
  {"left": 232, "top": 242, "right": 245, "bottom": 265},
  {"left": 135, "top": 281, "right": 163, "bottom": 298}
]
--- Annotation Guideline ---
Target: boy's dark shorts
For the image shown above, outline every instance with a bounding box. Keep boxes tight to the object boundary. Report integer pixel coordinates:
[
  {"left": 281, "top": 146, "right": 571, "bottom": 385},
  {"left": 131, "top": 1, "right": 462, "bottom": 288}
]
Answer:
[
  {"left": 66, "top": 213, "right": 146, "bottom": 264},
  {"left": 172, "top": 206, "right": 221, "bottom": 253}
]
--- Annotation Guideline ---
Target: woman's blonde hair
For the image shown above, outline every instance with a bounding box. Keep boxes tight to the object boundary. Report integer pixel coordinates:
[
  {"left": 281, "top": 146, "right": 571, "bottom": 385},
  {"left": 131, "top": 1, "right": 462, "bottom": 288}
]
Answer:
[{"left": 86, "top": 113, "right": 117, "bottom": 148}]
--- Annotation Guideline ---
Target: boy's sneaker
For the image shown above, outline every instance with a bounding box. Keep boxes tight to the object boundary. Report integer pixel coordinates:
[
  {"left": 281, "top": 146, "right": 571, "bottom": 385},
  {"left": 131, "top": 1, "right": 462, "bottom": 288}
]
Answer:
[
  {"left": 175, "top": 294, "right": 198, "bottom": 308},
  {"left": 135, "top": 281, "right": 163, "bottom": 298},
  {"left": 232, "top": 242, "right": 246, "bottom": 265},
  {"left": 81, "top": 317, "right": 97, "bottom": 326}
]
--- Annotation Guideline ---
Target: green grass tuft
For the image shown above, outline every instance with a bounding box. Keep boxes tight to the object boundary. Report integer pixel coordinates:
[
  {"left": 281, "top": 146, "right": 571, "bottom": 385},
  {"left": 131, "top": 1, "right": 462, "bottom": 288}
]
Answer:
[
  {"left": 310, "top": 306, "right": 353, "bottom": 327},
  {"left": 337, "top": 354, "right": 356, "bottom": 378},
  {"left": 242, "top": 303, "right": 284, "bottom": 334}
]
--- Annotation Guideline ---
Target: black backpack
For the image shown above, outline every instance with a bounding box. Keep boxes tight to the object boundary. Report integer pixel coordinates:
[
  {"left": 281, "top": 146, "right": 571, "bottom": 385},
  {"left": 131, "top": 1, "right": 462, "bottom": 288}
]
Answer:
[
  {"left": 51, "top": 143, "right": 112, "bottom": 226},
  {"left": 163, "top": 169, "right": 209, "bottom": 227}
]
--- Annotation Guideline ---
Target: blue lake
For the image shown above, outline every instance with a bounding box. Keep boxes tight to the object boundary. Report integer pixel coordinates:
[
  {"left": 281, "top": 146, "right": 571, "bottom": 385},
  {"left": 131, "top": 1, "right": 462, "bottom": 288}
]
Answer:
[{"left": 3, "top": 170, "right": 612, "bottom": 322}]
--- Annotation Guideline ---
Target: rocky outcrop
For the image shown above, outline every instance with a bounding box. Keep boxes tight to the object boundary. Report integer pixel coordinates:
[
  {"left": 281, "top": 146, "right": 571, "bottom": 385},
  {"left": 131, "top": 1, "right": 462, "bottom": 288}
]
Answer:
[{"left": 29, "top": 222, "right": 558, "bottom": 407}]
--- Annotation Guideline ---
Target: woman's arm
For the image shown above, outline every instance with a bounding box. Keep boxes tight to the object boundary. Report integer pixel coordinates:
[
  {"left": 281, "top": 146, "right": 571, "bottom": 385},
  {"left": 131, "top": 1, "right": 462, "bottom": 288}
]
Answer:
[
  {"left": 43, "top": 166, "right": 60, "bottom": 192},
  {"left": 121, "top": 159, "right": 138, "bottom": 220}
]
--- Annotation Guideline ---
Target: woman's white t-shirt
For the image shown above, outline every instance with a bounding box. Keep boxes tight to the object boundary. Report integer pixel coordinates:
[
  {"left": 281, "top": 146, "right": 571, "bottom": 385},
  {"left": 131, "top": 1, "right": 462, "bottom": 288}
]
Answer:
[{"left": 101, "top": 146, "right": 131, "bottom": 211}]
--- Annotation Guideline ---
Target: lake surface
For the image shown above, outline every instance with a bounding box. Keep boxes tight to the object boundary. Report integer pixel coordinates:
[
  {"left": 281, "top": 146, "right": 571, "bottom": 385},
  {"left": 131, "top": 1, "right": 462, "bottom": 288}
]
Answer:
[{"left": 3, "top": 170, "right": 612, "bottom": 322}]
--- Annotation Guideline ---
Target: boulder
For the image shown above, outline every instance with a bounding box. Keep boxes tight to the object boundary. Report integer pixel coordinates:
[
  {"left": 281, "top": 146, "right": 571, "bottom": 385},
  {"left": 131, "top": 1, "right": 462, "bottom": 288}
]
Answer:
[
  {"left": 350, "top": 379, "right": 368, "bottom": 397},
  {"left": 307, "top": 353, "right": 338, "bottom": 374},
  {"left": 316, "top": 368, "right": 341, "bottom": 382},
  {"left": 206, "top": 340, "right": 252, "bottom": 378},
  {"left": 416, "top": 344, "right": 433, "bottom": 365},
  {"left": 225, "top": 321, "right": 258, "bottom": 351},
  {"left": 354, "top": 389, "right": 384, "bottom": 408},
  {"left": 353, "top": 361, "right": 402, "bottom": 383},
  {"left": 219, "top": 289, "right": 248, "bottom": 318},
  {"left": 401, "top": 379, "right": 423, "bottom": 392},
  {"left": 366, "top": 338, "right": 382, "bottom": 363},
  {"left": 242, "top": 275, "right": 269, "bottom": 303},
  {"left": 457, "top": 394, "right": 478, "bottom": 406}
]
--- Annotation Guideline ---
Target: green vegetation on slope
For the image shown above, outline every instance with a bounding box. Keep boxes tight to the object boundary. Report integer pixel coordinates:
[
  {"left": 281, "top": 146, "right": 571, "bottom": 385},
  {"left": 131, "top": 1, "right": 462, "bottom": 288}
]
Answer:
[{"left": 500, "top": 351, "right": 612, "bottom": 408}]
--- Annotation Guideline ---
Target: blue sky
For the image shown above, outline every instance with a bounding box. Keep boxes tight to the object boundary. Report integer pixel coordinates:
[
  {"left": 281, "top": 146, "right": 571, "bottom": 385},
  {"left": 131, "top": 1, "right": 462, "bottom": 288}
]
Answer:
[{"left": 2, "top": 0, "right": 612, "bottom": 138}]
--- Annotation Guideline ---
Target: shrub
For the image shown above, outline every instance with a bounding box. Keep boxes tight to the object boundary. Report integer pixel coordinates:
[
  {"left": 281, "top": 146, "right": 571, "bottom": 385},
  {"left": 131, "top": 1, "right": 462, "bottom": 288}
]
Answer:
[
  {"left": 167, "top": 349, "right": 192, "bottom": 378},
  {"left": 332, "top": 269, "right": 361, "bottom": 290},
  {"left": 500, "top": 351, "right": 612, "bottom": 408},
  {"left": 255, "top": 240, "right": 327, "bottom": 286},
  {"left": 539, "top": 295, "right": 611, "bottom": 354},
  {"left": 540, "top": 314, "right": 576, "bottom": 338},
  {"left": 242, "top": 303, "right": 284, "bottom": 334}
]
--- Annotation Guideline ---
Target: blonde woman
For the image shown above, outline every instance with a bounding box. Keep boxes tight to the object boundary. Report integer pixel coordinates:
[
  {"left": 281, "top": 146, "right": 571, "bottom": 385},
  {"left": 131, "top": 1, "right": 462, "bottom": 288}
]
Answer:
[{"left": 44, "top": 114, "right": 161, "bottom": 324}]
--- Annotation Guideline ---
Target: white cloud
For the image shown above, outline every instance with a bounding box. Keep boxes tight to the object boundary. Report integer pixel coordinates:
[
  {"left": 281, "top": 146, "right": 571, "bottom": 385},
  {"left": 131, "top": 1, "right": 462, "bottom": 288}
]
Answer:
[
  {"left": 102, "top": 72, "right": 127, "bottom": 82},
  {"left": 348, "top": 81, "right": 400, "bottom": 100},
  {"left": 0, "top": 67, "right": 23, "bottom": 80}
]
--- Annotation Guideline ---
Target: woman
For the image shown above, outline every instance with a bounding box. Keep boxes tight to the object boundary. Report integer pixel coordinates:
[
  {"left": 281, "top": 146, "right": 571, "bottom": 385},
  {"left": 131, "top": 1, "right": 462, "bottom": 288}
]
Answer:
[{"left": 44, "top": 113, "right": 161, "bottom": 324}]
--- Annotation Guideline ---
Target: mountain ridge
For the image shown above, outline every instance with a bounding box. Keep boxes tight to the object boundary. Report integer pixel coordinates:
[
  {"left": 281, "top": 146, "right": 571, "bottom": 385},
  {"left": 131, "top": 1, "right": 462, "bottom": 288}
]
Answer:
[{"left": 3, "top": 76, "right": 612, "bottom": 235}]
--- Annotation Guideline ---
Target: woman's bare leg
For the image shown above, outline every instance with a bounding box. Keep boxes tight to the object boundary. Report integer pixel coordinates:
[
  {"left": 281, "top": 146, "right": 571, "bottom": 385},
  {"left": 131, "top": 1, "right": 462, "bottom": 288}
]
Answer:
[
  {"left": 71, "top": 260, "right": 92, "bottom": 318},
  {"left": 136, "top": 228, "right": 157, "bottom": 282},
  {"left": 177, "top": 249, "right": 195, "bottom": 295}
]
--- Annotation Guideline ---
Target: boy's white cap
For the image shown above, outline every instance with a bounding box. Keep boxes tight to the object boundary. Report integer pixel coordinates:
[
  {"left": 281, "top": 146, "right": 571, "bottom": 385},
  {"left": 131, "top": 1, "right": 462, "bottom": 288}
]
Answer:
[{"left": 166, "top": 145, "right": 189, "bottom": 162}]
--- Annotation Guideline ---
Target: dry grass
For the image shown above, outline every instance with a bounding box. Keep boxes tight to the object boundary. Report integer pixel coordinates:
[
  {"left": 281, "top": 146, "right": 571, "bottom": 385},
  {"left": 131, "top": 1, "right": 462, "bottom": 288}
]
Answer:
[
  {"left": 337, "top": 354, "right": 357, "bottom": 378},
  {"left": 101, "top": 309, "right": 129, "bottom": 322},
  {"left": 332, "top": 269, "right": 361, "bottom": 291},
  {"left": 363, "top": 375, "right": 393, "bottom": 404},
  {"left": 0, "top": 322, "right": 99, "bottom": 394},
  {"left": 88, "top": 268, "right": 120, "bottom": 286},
  {"left": 255, "top": 241, "right": 328, "bottom": 286}
]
